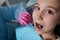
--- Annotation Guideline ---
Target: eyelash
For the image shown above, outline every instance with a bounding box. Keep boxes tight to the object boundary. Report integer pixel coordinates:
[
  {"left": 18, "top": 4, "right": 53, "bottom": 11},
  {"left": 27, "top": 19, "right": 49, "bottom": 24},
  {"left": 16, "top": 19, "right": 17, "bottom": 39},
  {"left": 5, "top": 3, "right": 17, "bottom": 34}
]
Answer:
[{"left": 34, "top": 6, "right": 40, "bottom": 10}]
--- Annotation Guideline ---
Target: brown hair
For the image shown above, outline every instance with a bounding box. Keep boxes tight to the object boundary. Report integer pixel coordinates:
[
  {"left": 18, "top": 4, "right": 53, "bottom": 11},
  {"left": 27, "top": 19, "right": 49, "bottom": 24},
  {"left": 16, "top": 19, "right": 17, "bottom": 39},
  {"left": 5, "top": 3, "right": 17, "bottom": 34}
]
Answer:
[{"left": 54, "top": 24, "right": 60, "bottom": 37}]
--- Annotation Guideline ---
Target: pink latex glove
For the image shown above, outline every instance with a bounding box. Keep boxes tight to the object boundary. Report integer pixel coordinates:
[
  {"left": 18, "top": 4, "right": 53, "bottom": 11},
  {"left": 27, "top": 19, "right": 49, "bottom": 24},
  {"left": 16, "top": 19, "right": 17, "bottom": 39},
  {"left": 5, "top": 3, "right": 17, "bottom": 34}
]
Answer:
[{"left": 18, "top": 12, "right": 32, "bottom": 26}]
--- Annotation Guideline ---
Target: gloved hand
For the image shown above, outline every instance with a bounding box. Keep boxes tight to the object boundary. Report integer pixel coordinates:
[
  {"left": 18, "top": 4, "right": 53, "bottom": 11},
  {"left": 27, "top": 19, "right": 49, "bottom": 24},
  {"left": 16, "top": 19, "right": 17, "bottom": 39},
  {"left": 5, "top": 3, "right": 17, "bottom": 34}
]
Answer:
[
  {"left": 18, "top": 12, "right": 32, "bottom": 26},
  {"left": 15, "top": 1, "right": 36, "bottom": 26}
]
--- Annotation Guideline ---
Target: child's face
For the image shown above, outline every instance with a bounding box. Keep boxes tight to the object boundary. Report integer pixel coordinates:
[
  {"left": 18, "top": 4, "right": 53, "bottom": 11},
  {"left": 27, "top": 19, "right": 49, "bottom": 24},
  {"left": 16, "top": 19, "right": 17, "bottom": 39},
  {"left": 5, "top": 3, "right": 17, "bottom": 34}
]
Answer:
[{"left": 32, "top": 0, "right": 60, "bottom": 34}]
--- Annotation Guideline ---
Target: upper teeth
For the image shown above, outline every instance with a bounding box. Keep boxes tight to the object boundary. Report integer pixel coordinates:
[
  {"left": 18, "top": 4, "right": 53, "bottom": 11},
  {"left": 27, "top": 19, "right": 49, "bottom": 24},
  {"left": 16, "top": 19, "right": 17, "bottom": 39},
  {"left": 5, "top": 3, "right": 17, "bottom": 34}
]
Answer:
[
  {"left": 39, "top": 25, "right": 43, "bottom": 28},
  {"left": 39, "top": 25, "right": 41, "bottom": 28}
]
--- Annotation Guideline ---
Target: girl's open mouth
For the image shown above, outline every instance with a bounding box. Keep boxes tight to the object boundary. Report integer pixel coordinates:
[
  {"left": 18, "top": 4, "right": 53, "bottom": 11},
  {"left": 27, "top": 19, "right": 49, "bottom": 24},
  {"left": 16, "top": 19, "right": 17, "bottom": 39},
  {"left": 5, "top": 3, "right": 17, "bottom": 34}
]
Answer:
[{"left": 35, "top": 23, "right": 43, "bottom": 30}]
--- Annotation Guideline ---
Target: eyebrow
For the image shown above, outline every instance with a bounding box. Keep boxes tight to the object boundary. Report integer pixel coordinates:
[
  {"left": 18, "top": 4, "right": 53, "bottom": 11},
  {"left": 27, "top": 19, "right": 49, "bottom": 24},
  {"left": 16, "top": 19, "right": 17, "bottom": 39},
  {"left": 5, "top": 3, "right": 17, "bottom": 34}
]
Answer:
[
  {"left": 34, "top": 3, "right": 39, "bottom": 5},
  {"left": 47, "top": 6, "right": 60, "bottom": 12},
  {"left": 47, "top": 6, "right": 58, "bottom": 11},
  {"left": 35, "top": 3, "right": 60, "bottom": 11},
  {"left": 34, "top": 3, "right": 60, "bottom": 12}
]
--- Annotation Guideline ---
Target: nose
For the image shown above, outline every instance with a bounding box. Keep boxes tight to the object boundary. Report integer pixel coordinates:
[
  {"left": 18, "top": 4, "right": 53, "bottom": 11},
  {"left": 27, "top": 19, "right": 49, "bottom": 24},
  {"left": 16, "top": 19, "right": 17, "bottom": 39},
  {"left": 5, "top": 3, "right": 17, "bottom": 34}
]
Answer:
[
  {"left": 40, "top": 15, "right": 43, "bottom": 20},
  {"left": 37, "top": 12, "right": 43, "bottom": 20}
]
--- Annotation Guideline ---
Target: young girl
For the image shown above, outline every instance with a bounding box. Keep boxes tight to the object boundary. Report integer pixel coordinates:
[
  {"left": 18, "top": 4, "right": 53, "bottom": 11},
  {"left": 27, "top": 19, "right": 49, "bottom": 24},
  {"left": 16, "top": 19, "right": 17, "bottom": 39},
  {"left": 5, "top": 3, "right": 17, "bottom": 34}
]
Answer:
[
  {"left": 33, "top": 0, "right": 60, "bottom": 40},
  {"left": 16, "top": 0, "right": 60, "bottom": 40}
]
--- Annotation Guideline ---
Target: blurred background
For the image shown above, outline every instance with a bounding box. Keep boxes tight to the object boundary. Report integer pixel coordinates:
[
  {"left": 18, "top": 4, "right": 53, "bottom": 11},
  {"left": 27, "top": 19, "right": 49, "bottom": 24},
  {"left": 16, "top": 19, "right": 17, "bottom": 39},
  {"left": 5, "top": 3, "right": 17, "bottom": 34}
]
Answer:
[
  {"left": 0, "top": 0, "right": 28, "bottom": 6},
  {"left": 0, "top": 0, "right": 29, "bottom": 40}
]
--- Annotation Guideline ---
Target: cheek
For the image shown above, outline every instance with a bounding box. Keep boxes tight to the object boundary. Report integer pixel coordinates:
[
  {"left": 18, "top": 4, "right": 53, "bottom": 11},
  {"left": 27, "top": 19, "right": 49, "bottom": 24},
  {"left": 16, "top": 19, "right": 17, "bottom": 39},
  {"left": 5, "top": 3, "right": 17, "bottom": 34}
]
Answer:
[
  {"left": 44, "top": 16, "right": 59, "bottom": 28},
  {"left": 43, "top": 18, "right": 58, "bottom": 32},
  {"left": 32, "top": 11, "right": 37, "bottom": 21}
]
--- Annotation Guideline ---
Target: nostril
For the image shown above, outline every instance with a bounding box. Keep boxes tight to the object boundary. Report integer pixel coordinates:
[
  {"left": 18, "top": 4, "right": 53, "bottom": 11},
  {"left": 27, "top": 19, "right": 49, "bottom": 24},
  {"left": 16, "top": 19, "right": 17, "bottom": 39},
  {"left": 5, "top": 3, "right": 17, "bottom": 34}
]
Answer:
[{"left": 40, "top": 16, "right": 43, "bottom": 20}]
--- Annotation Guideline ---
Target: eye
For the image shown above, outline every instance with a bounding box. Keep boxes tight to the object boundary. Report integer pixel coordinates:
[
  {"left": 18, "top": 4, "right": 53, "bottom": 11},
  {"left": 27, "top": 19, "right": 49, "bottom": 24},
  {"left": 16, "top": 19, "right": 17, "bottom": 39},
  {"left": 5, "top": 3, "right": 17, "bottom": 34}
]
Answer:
[
  {"left": 34, "top": 6, "right": 40, "bottom": 10},
  {"left": 46, "top": 9, "right": 53, "bottom": 14}
]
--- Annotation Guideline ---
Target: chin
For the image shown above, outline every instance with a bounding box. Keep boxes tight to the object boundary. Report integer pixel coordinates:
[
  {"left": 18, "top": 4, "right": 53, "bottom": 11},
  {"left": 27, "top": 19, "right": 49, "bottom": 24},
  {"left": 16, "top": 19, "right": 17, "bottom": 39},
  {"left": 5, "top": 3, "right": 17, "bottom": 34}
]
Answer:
[{"left": 35, "top": 29, "right": 43, "bottom": 35}]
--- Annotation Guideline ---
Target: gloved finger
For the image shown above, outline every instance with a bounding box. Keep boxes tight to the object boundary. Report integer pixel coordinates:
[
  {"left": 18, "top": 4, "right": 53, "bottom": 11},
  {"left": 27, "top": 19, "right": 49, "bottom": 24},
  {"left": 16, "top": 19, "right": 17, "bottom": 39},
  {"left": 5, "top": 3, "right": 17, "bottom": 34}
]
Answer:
[
  {"left": 22, "top": 14, "right": 32, "bottom": 21},
  {"left": 19, "top": 17, "right": 31, "bottom": 24},
  {"left": 22, "top": 16, "right": 32, "bottom": 23},
  {"left": 24, "top": 12, "right": 32, "bottom": 18},
  {"left": 19, "top": 17, "right": 30, "bottom": 22},
  {"left": 18, "top": 14, "right": 31, "bottom": 21},
  {"left": 20, "top": 12, "right": 31, "bottom": 18},
  {"left": 18, "top": 20, "right": 24, "bottom": 25},
  {"left": 18, "top": 16, "right": 32, "bottom": 23},
  {"left": 18, "top": 14, "right": 32, "bottom": 22},
  {"left": 18, "top": 18, "right": 29, "bottom": 26}
]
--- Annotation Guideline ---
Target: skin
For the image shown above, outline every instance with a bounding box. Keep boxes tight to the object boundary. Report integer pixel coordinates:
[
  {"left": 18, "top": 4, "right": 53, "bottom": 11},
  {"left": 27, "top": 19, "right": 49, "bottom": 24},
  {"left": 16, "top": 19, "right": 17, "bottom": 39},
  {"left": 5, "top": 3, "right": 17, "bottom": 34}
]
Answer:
[{"left": 32, "top": 0, "right": 60, "bottom": 40}]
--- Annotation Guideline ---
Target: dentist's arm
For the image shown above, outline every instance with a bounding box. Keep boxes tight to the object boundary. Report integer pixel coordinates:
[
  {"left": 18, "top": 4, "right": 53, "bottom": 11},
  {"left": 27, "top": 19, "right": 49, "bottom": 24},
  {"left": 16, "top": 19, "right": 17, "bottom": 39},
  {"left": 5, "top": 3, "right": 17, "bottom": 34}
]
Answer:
[
  {"left": 0, "top": 3, "right": 21, "bottom": 22},
  {"left": 0, "top": 3, "right": 21, "bottom": 40},
  {"left": 0, "top": 2, "right": 32, "bottom": 25},
  {"left": 0, "top": 3, "right": 26, "bottom": 40}
]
